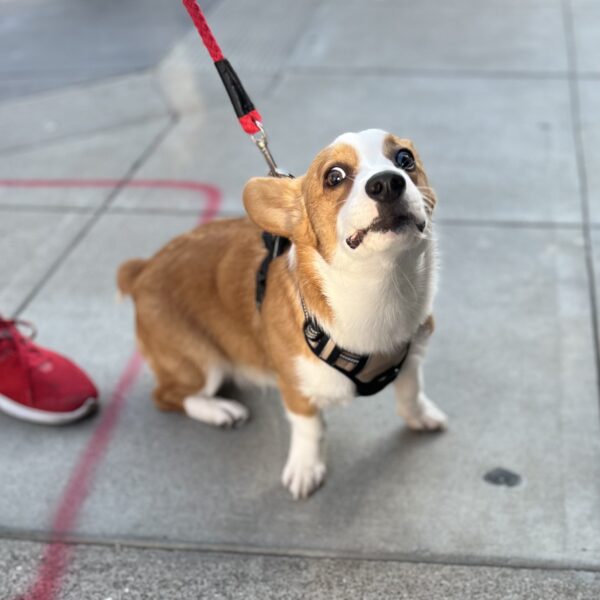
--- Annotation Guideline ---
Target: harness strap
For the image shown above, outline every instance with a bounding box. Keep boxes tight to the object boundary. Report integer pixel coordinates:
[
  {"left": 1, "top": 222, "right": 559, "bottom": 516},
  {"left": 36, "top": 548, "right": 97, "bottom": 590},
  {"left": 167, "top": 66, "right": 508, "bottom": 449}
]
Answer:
[
  {"left": 301, "top": 299, "right": 411, "bottom": 396},
  {"left": 256, "top": 232, "right": 291, "bottom": 308}
]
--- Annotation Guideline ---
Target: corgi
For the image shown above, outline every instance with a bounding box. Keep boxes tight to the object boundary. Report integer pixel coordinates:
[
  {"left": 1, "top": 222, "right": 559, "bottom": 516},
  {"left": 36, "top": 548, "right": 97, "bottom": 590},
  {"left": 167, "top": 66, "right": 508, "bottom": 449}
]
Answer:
[{"left": 117, "top": 128, "right": 447, "bottom": 499}]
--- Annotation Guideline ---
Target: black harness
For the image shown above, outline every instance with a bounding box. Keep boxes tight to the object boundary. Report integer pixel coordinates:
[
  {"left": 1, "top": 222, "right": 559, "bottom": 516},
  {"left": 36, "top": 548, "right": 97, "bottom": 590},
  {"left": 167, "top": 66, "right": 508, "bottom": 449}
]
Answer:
[
  {"left": 255, "top": 232, "right": 411, "bottom": 396},
  {"left": 255, "top": 232, "right": 291, "bottom": 309}
]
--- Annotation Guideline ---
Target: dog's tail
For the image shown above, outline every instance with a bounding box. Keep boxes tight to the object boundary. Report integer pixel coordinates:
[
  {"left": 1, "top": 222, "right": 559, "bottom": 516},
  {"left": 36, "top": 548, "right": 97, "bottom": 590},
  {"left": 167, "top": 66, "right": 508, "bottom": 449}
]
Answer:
[{"left": 117, "top": 258, "right": 147, "bottom": 298}]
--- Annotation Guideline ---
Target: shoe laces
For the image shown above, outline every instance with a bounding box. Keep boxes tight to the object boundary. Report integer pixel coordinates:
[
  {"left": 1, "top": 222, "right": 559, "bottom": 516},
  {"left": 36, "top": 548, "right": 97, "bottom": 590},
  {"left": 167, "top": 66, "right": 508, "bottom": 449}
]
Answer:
[{"left": 0, "top": 319, "right": 47, "bottom": 368}]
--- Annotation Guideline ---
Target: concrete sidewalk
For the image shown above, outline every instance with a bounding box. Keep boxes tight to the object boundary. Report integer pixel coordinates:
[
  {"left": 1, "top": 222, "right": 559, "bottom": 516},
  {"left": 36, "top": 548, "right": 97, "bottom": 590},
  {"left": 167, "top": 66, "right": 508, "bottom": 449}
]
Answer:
[{"left": 1, "top": 0, "right": 600, "bottom": 598}]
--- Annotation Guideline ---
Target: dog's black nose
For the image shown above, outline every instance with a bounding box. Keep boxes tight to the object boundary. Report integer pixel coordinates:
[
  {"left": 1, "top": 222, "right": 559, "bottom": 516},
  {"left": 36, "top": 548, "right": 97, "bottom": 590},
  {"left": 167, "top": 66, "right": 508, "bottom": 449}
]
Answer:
[{"left": 365, "top": 171, "right": 406, "bottom": 203}]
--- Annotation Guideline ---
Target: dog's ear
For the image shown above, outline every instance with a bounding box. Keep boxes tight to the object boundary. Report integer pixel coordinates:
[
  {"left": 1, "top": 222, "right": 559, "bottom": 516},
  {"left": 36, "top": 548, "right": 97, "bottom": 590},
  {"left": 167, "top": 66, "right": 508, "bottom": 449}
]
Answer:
[{"left": 243, "top": 176, "right": 305, "bottom": 239}]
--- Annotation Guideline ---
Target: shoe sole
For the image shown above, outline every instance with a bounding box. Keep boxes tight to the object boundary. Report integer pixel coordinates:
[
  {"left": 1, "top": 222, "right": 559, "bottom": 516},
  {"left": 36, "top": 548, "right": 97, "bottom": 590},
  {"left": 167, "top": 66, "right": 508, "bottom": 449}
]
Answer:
[{"left": 0, "top": 393, "right": 97, "bottom": 425}]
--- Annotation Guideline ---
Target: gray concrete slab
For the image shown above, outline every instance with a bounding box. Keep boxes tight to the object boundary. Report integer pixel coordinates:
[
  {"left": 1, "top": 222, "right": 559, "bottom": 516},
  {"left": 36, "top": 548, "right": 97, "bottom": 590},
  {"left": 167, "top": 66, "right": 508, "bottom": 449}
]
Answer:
[
  {"left": 571, "top": 0, "right": 600, "bottom": 75},
  {"left": 0, "top": 117, "right": 170, "bottom": 210},
  {"left": 0, "top": 73, "right": 170, "bottom": 154},
  {"left": 12, "top": 212, "right": 599, "bottom": 566},
  {"left": 0, "top": 214, "right": 183, "bottom": 532},
  {"left": 591, "top": 230, "right": 600, "bottom": 340},
  {"left": 0, "top": 210, "right": 93, "bottom": 316},
  {"left": 0, "top": 0, "right": 212, "bottom": 101},
  {"left": 3, "top": 540, "right": 600, "bottom": 600},
  {"left": 0, "top": 416, "right": 102, "bottom": 542},
  {"left": 109, "top": 110, "right": 263, "bottom": 215},
  {"left": 579, "top": 81, "right": 600, "bottom": 223},
  {"left": 291, "top": 0, "right": 568, "bottom": 74},
  {"left": 115, "top": 74, "right": 579, "bottom": 225}
]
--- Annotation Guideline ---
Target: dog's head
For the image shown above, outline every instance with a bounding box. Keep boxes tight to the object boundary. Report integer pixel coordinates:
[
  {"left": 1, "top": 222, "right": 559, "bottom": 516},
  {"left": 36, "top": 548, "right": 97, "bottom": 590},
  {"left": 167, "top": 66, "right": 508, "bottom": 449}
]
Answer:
[{"left": 243, "top": 129, "right": 435, "bottom": 260}]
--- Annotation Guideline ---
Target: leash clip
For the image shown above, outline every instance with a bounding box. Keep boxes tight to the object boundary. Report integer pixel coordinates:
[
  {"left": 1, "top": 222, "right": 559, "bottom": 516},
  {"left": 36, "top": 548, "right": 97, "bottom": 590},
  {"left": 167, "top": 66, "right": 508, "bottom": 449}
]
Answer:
[{"left": 251, "top": 122, "right": 293, "bottom": 178}]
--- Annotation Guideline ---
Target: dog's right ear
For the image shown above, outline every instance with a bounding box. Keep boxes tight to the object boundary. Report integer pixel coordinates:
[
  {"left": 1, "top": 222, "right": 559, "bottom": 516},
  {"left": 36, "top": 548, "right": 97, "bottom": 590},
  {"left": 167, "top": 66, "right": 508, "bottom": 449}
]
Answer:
[{"left": 243, "top": 176, "right": 305, "bottom": 239}]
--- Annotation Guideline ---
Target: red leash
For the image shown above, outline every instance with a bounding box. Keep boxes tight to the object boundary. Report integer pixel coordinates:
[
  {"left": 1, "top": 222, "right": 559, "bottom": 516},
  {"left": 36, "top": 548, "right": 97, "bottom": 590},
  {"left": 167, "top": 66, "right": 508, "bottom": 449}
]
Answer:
[
  {"left": 182, "top": 0, "right": 292, "bottom": 289},
  {"left": 182, "top": 0, "right": 261, "bottom": 134},
  {"left": 182, "top": 0, "right": 288, "bottom": 177},
  {"left": 181, "top": 0, "right": 224, "bottom": 62}
]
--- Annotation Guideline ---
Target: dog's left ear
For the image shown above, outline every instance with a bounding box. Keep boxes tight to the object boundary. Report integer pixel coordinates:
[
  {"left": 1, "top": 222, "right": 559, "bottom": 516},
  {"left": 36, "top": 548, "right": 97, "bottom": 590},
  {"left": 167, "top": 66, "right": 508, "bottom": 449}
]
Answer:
[{"left": 243, "top": 176, "right": 305, "bottom": 239}]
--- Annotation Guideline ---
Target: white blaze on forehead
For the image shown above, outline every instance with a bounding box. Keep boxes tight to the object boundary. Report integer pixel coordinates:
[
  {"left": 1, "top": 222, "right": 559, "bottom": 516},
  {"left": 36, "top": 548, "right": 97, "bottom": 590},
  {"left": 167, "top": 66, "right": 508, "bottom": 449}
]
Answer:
[
  {"left": 330, "top": 129, "right": 426, "bottom": 244},
  {"left": 332, "top": 129, "right": 390, "bottom": 170}
]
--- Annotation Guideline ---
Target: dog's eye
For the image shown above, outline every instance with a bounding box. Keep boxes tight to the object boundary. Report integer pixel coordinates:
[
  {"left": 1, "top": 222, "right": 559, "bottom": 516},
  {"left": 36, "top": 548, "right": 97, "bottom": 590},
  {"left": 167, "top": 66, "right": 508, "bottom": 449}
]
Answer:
[
  {"left": 325, "top": 166, "right": 347, "bottom": 187},
  {"left": 395, "top": 149, "right": 416, "bottom": 171}
]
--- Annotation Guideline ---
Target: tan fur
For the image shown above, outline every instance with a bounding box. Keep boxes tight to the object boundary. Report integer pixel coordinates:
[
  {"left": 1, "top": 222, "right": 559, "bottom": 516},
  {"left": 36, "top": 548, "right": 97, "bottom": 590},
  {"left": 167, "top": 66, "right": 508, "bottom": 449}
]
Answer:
[
  {"left": 383, "top": 134, "right": 436, "bottom": 214},
  {"left": 117, "top": 259, "right": 147, "bottom": 296},
  {"left": 301, "top": 143, "right": 358, "bottom": 261},
  {"left": 242, "top": 143, "right": 359, "bottom": 326},
  {"left": 117, "top": 217, "right": 319, "bottom": 415}
]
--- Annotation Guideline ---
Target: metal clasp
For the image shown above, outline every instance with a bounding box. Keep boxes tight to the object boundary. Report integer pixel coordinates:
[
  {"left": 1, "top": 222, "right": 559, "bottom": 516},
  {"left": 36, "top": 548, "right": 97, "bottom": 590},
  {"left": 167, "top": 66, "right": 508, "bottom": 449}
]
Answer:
[{"left": 251, "top": 121, "right": 293, "bottom": 178}]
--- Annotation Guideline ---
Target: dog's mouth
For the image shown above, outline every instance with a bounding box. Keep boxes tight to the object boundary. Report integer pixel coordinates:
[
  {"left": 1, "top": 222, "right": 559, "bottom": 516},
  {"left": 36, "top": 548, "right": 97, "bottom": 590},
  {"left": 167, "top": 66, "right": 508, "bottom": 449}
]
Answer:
[{"left": 346, "top": 215, "right": 426, "bottom": 250}]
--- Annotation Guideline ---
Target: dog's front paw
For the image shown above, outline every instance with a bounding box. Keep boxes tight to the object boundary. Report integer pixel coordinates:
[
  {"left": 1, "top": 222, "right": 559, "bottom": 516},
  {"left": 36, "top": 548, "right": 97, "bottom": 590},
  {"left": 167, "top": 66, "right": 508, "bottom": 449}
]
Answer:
[
  {"left": 183, "top": 396, "right": 249, "bottom": 428},
  {"left": 282, "top": 456, "right": 326, "bottom": 500},
  {"left": 400, "top": 394, "right": 447, "bottom": 432}
]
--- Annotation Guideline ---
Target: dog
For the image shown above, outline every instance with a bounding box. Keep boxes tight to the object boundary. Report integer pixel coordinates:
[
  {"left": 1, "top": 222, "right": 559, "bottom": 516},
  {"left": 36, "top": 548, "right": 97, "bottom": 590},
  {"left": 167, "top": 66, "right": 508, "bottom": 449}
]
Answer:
[{"left": 117, "top": 128, "right": 447, "bottom": 499}]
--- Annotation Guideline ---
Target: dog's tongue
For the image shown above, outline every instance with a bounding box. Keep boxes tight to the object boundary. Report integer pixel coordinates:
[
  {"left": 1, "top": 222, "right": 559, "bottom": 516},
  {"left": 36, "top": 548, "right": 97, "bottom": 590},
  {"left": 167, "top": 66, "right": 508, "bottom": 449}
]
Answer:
[{"left": 346, "top": 229, "right": 367, "bottom": 250}]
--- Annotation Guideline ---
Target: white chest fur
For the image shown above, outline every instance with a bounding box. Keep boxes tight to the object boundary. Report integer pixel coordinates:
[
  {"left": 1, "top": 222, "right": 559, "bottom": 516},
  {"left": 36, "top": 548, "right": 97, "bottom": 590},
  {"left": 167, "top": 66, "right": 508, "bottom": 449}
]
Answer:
[
  {"left": 317, "top": 240, "right": 436, "bottom": 354},
  {"left": 294, "top": 239, "right": 437, "bottom": 406}
]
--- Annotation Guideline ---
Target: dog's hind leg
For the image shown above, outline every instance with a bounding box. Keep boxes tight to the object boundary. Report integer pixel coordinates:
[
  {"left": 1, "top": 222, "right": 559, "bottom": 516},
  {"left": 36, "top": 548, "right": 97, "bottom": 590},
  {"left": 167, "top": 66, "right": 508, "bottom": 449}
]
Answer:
[
  {"left": 136, "top": 311, "right": 249, "bottom": 427},
  {"left": 153, "top": 363, "right": 249, "bottom": 427},
  {"left": 182, "top": 366, "right": 250, "bottom": 428},
  {"left": 150, "top": 362, "right": 207, "bottom": 413}
]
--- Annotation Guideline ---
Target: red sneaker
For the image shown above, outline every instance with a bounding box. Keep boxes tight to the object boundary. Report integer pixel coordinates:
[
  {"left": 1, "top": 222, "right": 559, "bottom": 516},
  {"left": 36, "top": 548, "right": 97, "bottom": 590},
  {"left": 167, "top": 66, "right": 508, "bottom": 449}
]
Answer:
[{"left": 0, "top": 317, "right": 98, "bottom": 425}]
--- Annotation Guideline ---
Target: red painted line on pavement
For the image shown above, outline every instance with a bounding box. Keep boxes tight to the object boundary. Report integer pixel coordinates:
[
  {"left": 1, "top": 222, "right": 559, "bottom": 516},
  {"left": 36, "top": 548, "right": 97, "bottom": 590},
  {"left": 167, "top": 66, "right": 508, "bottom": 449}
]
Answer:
[
  {"left": 21, "top": 352, "right": 144, "bottom": 600},
  {"left": 7, "top": 179, "right": 222, "bottom": 600},
  {"left": 0, "top": 178, "right": 222, "bottom": 209}
]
